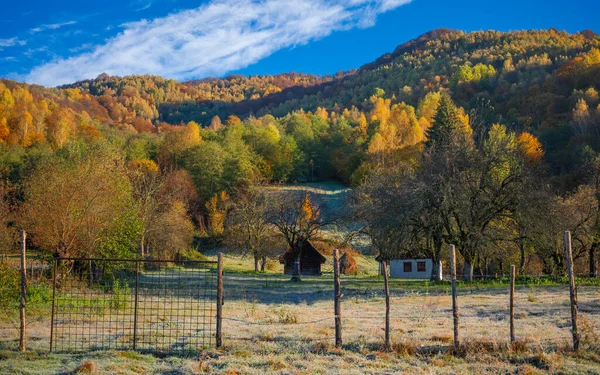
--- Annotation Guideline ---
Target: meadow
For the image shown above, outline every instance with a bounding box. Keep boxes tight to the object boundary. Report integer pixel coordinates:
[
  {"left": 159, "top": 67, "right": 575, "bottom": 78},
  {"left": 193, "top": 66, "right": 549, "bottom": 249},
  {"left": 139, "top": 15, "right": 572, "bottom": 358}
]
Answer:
[{"left": 0, "top": 254, "right": 599, "bottom": 375}]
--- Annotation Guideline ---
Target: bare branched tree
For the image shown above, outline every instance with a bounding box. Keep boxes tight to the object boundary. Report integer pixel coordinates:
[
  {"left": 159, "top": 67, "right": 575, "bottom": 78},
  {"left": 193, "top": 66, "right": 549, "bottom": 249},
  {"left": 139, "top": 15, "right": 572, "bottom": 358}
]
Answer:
[
  {"left": 267, "top": 189, "right": 329, "bottom": 281},
  {"left": 225, "top": 182, "right": 282, "bottom": 271}
]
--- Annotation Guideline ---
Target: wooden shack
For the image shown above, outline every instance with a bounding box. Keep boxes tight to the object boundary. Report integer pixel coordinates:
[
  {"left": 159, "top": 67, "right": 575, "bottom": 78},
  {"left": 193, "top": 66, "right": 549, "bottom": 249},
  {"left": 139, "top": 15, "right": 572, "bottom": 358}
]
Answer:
[{"left": 279, "top": 240, "right": 326, "bottom": 276}]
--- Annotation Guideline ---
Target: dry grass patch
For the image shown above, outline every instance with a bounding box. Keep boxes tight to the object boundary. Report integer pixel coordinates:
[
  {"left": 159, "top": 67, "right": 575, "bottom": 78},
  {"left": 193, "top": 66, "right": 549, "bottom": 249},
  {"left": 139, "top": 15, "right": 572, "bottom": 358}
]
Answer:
[
  {"left": 391, "top": 340, "right": 417, "bottom": 357},
  {"left": 518, "top": 364, "right": 545, "bottom": 375},
  {"left": 521, "top": 352, "right": 565, "bottom": 372},
  {"left": 431, "top": 334, "right": 453, "bottom": 343},
  {"left": 268, "top": 358, "right": 287, "bottom": 370},
  {"left": 429, "top": 357, "right": 446, "bottom": 367},
  {"left": 72, "top": 360, "right": 97, "bottom": 374},
  {"left": 310, "top": 340, "right": 332, "bottom": 354},
  {"left": 510, "top": 340, "right": 529, "bottom": 354},
  {"left": 452, "top": 339, "right": 506, "bottom": 357}
]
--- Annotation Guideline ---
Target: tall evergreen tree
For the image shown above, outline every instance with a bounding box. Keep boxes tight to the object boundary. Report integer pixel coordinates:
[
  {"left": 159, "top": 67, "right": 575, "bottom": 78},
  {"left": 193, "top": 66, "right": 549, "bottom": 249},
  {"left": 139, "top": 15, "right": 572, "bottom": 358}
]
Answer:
[{"left": 425, "top": 93, "right": 462, "bottom": 149}]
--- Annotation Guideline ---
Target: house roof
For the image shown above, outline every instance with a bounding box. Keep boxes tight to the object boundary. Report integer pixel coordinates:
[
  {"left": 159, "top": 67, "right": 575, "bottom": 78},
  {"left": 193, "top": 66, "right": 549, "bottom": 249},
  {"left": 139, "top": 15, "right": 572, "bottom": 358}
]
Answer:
[{"left": 278, "top": 240, "right": 327, "bottom": 264}]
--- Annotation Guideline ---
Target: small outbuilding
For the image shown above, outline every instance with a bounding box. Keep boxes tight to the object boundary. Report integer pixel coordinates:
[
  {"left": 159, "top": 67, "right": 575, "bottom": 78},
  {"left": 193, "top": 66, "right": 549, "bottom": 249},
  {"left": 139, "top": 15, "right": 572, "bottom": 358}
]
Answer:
[
  {"left": 279, "top": 240, "right": 326, "bottom": 276},
  {"left": 390, "top": 258, "right": 440, "bottom": 279}
]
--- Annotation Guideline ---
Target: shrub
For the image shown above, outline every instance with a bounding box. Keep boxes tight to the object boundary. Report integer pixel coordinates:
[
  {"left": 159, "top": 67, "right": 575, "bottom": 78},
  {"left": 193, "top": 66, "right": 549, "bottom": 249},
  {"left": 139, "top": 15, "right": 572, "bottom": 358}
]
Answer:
[
  {"left": 265, "top": 259, "right": 279, "bottom": 272},
  {"left": 176, "top": 248, "right": 208, "bottom": 262},
  {"left": 109, "top": 280, "right": 130, "bottom": 309},
  {"left": 0, "top": 262, "right": 20, "bottom": 317}
]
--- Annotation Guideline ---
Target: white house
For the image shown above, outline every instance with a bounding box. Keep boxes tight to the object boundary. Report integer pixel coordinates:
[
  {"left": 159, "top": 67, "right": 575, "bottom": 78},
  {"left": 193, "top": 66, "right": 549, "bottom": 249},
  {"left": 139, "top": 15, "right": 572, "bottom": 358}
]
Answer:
[{"left": 389, "top": 258, "right": 441, "bottom": 279}]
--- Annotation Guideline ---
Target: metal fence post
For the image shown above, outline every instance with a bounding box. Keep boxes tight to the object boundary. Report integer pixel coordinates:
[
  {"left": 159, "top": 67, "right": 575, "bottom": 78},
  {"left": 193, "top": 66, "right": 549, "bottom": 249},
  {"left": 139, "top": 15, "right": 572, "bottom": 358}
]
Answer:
[
  {"left": 565, "top": 231, "right": 580, "bottom": 351},
  {"left": 133, "top": 259, "right": 140, "bottom": 350},
  {"left": 216, "top": 253, "right": 224, "bottom": 348}
]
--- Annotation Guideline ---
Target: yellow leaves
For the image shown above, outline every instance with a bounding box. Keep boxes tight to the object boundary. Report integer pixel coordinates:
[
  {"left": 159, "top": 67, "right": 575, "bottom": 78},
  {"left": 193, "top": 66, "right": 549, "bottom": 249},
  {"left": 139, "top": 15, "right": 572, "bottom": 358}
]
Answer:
[
  {"left": 64, "top": 88, "right": 84, "bottom": 101},
  {"left": 46, "top": 107, "right": 76, "bottom": 148},
  {"left": 225, "top": 115, "right": 242, "bottom": 126},
  {"left": 22, "top": 130, "right": 45, "bottom": 147},
  {"left": 367, "top": 133, "right": 386, "bottom": 155},
  {"left": 456, "top": 107, "right": 473, "bottom": 140},
  {"left": 182, "top": 121, "right": 202, "bottom": 147},
  {"left": 582, "top": 48, "right": 600, "bottom": 68},
  {"left": 0, "top": 118, "right": 8, "bottom": 142},
  {"left": 206, "top": 191, "right": 230, "bottom": 236},
  {"left": 416, "top": 92, "right": 441, "bottom": 123},
  {"left": 369, "top": 96, "right": 391, "bottom": 125},
  {"left": 298, "top": 193, "right": 317, "bottom": 229},
  {"left": 517, "top": 132, "right": 544, "bottom": 166},
  {"left": 129, "top": 159, "right": 160, "bottom": 174},
  {"left": 315, "top": 107, "right": 329, "bottom": 120}
]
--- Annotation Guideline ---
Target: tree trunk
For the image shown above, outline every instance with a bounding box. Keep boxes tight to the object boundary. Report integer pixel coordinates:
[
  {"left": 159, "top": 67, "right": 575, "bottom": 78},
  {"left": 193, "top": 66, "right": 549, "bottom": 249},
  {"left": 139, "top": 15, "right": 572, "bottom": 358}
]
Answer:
[
  {"left": 140, "top": 236, "right": 145, "bottom": 257},
  {"left": 519, "top": 237, "right": 526, "bottom": 274},
  {"left": 254, "top": 254, "right": 260, "bottom": 272},
  {"left": 463, "top": 261, "right": 474, "bottom": 282},
  {"left": 430, "top": 259, "right": 442, "bottom": 281},
  {"left": 261, "top": 256, "right": 266, "bottom": 272},
  {"left": 291, "top": 255, "right": 301, "bottom": 282}
]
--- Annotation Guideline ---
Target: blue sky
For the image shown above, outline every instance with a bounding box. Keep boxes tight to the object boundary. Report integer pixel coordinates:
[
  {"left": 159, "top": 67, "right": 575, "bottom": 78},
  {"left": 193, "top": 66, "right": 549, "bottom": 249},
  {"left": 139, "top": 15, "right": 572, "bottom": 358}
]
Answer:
[{"left": 0, "top": 0, "right": 598, "bottom": 87}]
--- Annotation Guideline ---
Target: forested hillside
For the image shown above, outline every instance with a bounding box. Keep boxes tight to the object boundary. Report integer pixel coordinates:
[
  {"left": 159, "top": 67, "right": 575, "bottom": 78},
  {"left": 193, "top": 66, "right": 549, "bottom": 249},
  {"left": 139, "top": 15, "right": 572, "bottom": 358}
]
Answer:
[
  {"left": 1, "top": 28, "right": 600, "bottom": 277},
  {"left": 2, "top": 29, "right": 600, "bottom": 181}
]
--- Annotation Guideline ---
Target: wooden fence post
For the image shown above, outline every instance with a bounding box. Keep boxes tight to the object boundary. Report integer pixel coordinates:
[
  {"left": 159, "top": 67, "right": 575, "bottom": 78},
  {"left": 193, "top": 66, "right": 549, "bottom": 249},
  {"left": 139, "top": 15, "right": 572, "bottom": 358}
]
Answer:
[
  {"left": 49, "top": 259, "right": 58, "bottom": 353},
  {"left": 333, "top": 249, "right": 342, "bottom": 348},
  {"left": 216, "top": 253, "right": 224, "bottom": 348},
  {"left": 19, "top": 229, "right": 27, "bottom": 352},
  {"left": 382, "top": 259, "right": 391, "bottom": 350},
  {"left": 509, "top": 264, "right": 515, "bottom": 344},
  {"left": 565, "top": 231, "right": 580, "bottom": 351},
  {"left": 133, "top": 260, "right": 140, "bottom": 350},
  {"left": 450, "top": 244, "right": 459, "bottom": 352}
]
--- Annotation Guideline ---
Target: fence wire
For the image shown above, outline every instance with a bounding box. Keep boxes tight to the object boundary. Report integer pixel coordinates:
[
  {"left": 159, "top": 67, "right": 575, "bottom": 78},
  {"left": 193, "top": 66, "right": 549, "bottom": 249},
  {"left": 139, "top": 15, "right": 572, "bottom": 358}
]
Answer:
[
  {"left": 218, "top": 271, "right": 599, "bottom": 351},
  {"left": 50, "top": 258, "right": 217, "bottom": 356}
]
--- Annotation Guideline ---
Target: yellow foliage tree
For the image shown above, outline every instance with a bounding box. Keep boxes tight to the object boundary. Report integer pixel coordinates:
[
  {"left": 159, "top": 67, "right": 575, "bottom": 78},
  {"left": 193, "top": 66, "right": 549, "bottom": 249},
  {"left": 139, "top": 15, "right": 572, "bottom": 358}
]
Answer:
[
  {"left": 206, "top": 191, "right": 230, "bottom": 236},
  {"left": 517, "top": 132, "right": 544, "bottom": 165}
]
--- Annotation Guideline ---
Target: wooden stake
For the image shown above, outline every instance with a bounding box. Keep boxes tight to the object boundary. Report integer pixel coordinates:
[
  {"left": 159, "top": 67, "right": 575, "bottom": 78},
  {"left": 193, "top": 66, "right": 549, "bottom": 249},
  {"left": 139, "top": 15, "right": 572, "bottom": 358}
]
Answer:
[
  {"left": 19, "top": 229, "right": 27, "bottom": 352},
  {"left": 333, "top": 249, "right": 342, "bottom": 348},
  {"left": 382, "top": 260, "right": 390, "bottom": 350},
  {"left": 216, "top": 253, "right": 224, "bottom": 348},
  {"left": 450, "top": 244, "right": 459, "bottom": 352},
  {"left": 133, "top": 260, "right": 140, "bottom": 350},
  {"left": 509, "top": 264, "right": 515, "bottom": 344},
  {"left": 565, "top": 231, "right": 580, "bottom": 351}
]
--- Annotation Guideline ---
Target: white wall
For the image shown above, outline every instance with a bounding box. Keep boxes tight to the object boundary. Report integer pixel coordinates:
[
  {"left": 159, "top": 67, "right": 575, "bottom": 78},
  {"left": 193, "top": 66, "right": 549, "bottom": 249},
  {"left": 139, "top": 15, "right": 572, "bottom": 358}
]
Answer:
[{"left": 390, "top": 259, "right": 438, "bottom": 279}]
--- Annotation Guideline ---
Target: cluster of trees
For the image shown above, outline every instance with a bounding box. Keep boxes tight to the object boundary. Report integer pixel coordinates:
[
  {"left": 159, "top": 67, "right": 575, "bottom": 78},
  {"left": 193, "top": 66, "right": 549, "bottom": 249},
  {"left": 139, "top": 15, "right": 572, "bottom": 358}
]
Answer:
[
  {"left": 0, "top": 29, "right": 600, "bottom": 277},
  {"left": 355, "top": 94, "right": 599, "bottom": 280},
  {"left": 0, "top": 117, "right": 334, "bottom": 267}
]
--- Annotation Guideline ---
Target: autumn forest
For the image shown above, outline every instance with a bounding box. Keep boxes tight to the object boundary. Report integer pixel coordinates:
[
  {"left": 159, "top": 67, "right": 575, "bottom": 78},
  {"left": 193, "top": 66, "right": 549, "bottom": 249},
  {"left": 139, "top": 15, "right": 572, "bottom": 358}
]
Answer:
[{"left": 2, "top": 29, "right": 600, "bottom": 280}]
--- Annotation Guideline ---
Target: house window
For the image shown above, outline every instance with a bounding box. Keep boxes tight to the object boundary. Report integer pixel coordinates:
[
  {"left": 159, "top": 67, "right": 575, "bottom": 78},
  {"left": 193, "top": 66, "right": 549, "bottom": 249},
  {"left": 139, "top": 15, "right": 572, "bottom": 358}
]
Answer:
[
  {"left": 417, "top": 261, "right": 426, "bottom": 272},
  {"left": 403, "top": 261, "right": 412, "bottom": 273}
]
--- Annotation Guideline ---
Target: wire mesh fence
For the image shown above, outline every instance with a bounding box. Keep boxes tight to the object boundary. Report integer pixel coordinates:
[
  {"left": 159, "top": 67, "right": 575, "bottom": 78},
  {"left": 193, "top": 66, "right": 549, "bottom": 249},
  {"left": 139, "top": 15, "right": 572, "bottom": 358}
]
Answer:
[
  {"left": 50, "top": 258, "right": 218, "bottom": 356},
  {"left": 219, "top": 271, "right": 600, "bottom": 352},
  {"left": 1, "top": 253, "right": 598, "bottom": 356}
]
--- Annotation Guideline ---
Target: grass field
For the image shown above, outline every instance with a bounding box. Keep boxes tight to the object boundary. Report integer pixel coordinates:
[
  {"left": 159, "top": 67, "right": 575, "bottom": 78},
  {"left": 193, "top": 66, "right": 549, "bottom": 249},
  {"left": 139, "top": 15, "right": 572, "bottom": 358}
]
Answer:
[{"left": 1, "top": 263, "right": 599, "bottom": 375}]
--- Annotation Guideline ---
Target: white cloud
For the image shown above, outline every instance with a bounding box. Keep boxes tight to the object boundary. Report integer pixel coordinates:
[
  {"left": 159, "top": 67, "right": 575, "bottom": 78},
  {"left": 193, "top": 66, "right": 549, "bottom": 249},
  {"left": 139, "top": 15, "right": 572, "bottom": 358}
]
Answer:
[
  {"left": 25, "top": 0, "right": 411, "bottom": 87},
  {"left": 30, "top": 20, "right": 77, "bottom": 34},
  {"left": 0, "top": 37, "right": 26, "bottom": 47},
  {"left": 132, "top": 0, "right": 153, "bottom": 11}
]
